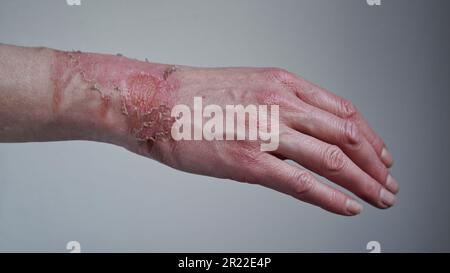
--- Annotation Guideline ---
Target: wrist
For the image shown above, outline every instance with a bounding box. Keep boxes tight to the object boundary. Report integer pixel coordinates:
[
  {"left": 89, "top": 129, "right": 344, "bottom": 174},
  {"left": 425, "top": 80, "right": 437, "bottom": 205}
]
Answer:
[{"left": 51, "top": 49, "right": 178, "bottom": 148}]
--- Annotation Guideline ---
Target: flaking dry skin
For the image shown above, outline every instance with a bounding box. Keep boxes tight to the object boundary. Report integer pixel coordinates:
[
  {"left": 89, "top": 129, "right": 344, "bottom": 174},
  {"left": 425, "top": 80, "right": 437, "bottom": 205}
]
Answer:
[{"left": 51, "top": 50, "right": 179, "bottom": 148}]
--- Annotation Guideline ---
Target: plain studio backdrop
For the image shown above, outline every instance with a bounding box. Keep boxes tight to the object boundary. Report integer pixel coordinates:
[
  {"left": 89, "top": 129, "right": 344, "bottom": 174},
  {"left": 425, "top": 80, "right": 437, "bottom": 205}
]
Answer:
[{"left": 0, "top": 0, "right": 449, "bottom": 252}]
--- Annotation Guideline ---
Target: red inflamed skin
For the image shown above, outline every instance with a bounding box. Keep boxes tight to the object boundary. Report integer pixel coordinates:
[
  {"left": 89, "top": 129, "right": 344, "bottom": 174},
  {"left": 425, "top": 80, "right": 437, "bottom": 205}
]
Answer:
[{"left": 0, "top": 44, "right": 398, "bottom": 216}]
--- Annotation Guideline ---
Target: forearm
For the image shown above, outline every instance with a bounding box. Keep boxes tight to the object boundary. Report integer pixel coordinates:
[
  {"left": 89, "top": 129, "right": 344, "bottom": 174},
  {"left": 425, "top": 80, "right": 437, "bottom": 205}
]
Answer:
[
  {"left": 0, "top": 44, "right": 176, "bottom": 146},
  {"left": 0, "top": 44, "right": 57, "bottom": 141}
]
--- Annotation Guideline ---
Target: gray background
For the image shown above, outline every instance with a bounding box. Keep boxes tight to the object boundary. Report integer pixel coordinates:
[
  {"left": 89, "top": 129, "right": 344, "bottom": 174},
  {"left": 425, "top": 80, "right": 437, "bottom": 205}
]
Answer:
[{"left": 0, "top": 0, "right": 449, "bottom": 252}]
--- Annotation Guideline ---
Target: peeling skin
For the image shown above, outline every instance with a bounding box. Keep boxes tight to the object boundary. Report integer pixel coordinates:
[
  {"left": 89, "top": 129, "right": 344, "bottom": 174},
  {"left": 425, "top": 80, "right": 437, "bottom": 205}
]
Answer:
[
  {"left": 163, "top": 66, "right": 177, "bottom": 80},
  {"left": 90, "top": 83, "right": 103, "bottom": 95},
  {"left": 99, "top": 95, "right": 111, "bottom": 119},
  {"left": 51, "top": 50, "right": 179, "bottom": 147},
  {"left": 121, "top": 101, "right": 129, "bottom": 116}
]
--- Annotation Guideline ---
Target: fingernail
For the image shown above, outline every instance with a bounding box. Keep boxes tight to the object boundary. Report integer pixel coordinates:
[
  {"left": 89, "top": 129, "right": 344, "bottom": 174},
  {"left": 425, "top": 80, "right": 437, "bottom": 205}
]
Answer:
[
  {"left": 385, "top": 174, "right": 399, "bottom": 194},
  {"left": 381, "top": 147, "right": 394, "bottom": 168},
  {"left": 380, "top": 188, "right": 396, "bottom": 208},
  {"left": 346, "top": 199, "right": 363, "bottom": 215}
]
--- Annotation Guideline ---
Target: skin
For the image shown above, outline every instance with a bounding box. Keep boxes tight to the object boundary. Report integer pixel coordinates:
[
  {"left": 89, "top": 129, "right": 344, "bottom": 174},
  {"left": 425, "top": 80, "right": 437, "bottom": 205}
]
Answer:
[{"left": 0, "top": 44, "right": 398, "bottom": 216}]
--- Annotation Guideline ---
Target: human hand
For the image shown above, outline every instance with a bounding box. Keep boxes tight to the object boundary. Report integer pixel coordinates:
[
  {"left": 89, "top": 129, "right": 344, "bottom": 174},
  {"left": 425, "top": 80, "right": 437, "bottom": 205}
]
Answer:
[{"left": 107, "top": 63, "right": 398, "bottom": 216}]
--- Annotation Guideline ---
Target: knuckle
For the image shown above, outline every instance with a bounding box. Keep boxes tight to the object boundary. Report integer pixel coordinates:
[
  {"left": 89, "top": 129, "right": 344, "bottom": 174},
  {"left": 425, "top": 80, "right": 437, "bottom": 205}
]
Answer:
[
  {"left": 326, "top": 190, "right": 339, "bottom": 209},
  {"left": 291, "top": 172, "right": 315, "bottom": 196},
  {"left": 256, "top": 89, "right": 283, "bottom": 105},
  {"left": 369, "top": 134, "right": 385, "bottom": 154},
  {"left": 322, "top": 145, "right": 346, "bottom": 173},
  {"left": 343, "top": 120, "right": 362, "bottom": 146},
  {"left": 340, "top": 99, "right": 357, "bottom": 119},
  {"left": 361, "top": 181, "right": 380, "bottom": 201},
  {"left": 264, "top": 67, "right": 295, "bottom": 84}
]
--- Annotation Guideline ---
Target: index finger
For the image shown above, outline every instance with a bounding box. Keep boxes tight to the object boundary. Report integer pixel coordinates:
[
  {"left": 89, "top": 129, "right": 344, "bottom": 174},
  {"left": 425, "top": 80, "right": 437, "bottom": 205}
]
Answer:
[{"left": 268, "top": 69, "right": 393, "bottom": 167}]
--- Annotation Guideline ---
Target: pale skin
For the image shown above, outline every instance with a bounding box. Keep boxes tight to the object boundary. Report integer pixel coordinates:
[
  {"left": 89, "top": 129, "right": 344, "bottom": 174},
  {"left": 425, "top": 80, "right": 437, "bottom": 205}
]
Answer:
[{"left": 0, "top": 44, "right": 398, "bottom": 216}]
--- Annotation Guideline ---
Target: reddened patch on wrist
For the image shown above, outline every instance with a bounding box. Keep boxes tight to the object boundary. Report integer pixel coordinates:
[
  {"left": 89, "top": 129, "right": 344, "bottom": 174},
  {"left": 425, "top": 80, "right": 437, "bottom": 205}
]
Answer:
[{"left": 50, "top": 50, "right": 179, "bottom": 146}]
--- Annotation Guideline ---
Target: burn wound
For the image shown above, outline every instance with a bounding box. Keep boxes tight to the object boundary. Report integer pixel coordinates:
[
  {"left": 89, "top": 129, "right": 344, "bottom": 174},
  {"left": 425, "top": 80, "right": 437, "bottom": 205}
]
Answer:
[
  {"left": 121, "top": 73, "right": 176, "bottom": 142},
  {"left": 50, "top": 50, "right": 178, "bottom": 145}
]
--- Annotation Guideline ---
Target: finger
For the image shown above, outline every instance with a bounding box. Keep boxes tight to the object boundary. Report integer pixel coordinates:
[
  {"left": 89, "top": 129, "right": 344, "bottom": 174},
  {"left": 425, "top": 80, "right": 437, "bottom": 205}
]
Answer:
[
  {"left": 297, "top": 82, "right": 394, "bottom": 167},
  {"left": 245, "top": 153, "right": 363, "bottom": 216},
  {"left": 277, "top": 128, "right": 397, "bottom": 209},
  {"left": 287, "top": 100, "right": 399, "bottom": 193},
  {"left": 268, "top": 69, "right": 393, "bottom": 167}
]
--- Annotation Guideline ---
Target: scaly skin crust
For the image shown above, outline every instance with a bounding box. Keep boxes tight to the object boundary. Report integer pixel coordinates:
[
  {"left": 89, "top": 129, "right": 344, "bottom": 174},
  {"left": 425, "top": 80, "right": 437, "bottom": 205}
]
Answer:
[{"left": 50, "top": 50, "right": 179, "bottom": 149}]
